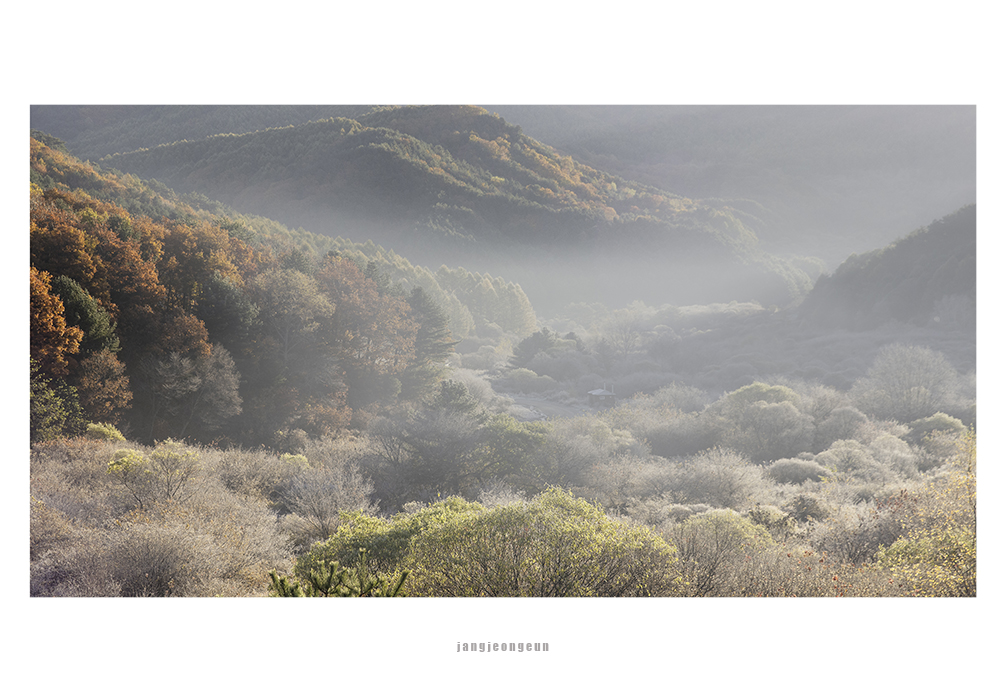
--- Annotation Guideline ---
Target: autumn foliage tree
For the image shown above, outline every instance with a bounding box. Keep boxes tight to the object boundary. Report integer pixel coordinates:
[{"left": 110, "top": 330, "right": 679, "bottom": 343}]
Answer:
[
  {"left": 30, "top": 267, "right": 82, "bottom": 377},
  {"left": 315, "top": 255, "right": 417, "bottom": 412}
]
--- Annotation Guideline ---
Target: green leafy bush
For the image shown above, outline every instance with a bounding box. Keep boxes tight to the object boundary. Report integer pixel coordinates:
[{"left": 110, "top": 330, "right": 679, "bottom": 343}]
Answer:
[
  {"left": 270, "top": 554, "right": 407, "bottom": 597},
  {"left": 403, "top": 488, "right": 685, "bottom": 596},
  {"left": 86, "top": 422, "right": 126, "bottom": 441},
  {"left": 295, "top": 488, "right": 685, "bottom": 597},
  {"left": 295, "top": 496, "right": 485, "bottom": 578}
]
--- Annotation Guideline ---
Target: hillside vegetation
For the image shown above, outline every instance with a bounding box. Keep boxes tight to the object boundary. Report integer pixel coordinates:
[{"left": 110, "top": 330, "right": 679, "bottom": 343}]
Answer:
[
  {"left": 93, "top": 105, "right": 812, "bottom": 308},
  {"left": 30, "top": 134, "right": 536, "bottom": 448},
  {"left": 799, "top": 205, "right": 975, "bottom": 331}
]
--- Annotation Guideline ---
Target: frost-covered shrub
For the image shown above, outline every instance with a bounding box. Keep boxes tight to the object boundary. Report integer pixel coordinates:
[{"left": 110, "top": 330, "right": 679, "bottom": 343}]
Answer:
[
  {"left": 476, "top": 478, "right": 526, "bottom": 508},
  {"left": 810, "top": 494, "right": 913, "bottom": 564},
  {"left": 785, "top": 494, "right": 833, "bottom": 522},
  {"left": 746, "top": 504, "right": 796, "bottom": 538},
  {"left": 211, "top": 447, "right": 306, "bottom": 503},
  {"left": 668, "top": 508, "right": 773, "bottom": 596},
  {"left": 506, "top": 368, "right": 559, "bottom": 394},
  {"left": 631, "top": 449, "right": 769, "bottom": 511},
  {"left": 849, "top": 344, "right": 962, "bottom": 423},
  {"left": 905, "top": 412, "right": 967, "bottom": 445},
  {"left": 814, "top": 406, "right": 868, "bottom": 452},
  {"left": 767, "top": 458, "right": 832, "bottom": 485},
  {"left": 30, "top": 496, "right": 73, "bottom": 562},
  {"left": 710, "top": 386, "right": 815, "bottom": 462},
  {"left": 545, "top": 415, "right": 646, "bottom": 486},
  {"left": 650, "top": 383, "right": 710, "bottom": 413},
  {"left": 815, "top": 439, "right": 893, "bottom": 483},
  {"left": 868, "top": 433, "right": 920, "bottom": 480},
  {"left": 277, "top": 441, "right": 377, "bottom": 549}
]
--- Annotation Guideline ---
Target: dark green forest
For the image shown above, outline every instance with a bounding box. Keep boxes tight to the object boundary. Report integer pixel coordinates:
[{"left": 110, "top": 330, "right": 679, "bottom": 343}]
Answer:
[{"left": 29, "top": 108, "right": 975, "bottom": 600}]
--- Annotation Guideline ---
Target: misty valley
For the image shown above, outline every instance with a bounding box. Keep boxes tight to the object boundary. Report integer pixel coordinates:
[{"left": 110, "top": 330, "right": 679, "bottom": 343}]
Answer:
[{"left": 29, "top": 105, "right": 975, "bottom": 597}]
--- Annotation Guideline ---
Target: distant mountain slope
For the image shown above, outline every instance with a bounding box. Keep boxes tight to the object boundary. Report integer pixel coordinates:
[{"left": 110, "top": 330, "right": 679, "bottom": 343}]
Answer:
[
  {"left": 92, "top": 105, "right": 811, "bottom": 308},
  {"left": 486, "top": 105, "right": 976, "bottom": 265},
  {"left": 29, "top": 105, "right": 371, "bottom": 161},
  {"left": 32, "top": 105, "right": 975, "bottom": 270},
  {"left": 33, "top": 129, "right": 543, "bottom": 331},
  {"left": 797, "top": 205, "right": 975, "bottom": 331}
]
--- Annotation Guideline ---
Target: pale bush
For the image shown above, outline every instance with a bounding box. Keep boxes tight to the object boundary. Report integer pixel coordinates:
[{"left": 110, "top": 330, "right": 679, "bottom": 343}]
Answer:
[
  {"left": 30, "top": 528, "right": 121, "bottom": 597},
  {"left": 476, "top": 478, "right": 526, "bottom": 508},
  {"left": 810, "top": 492, "right": 914, "bottom": 564},
  {"left": 32, "top": 439, "right": 293, "bottom": 597},
  {"left": 746, "top": 504, "right": 796, "bottom": 539},
  {"left": 277, "top": 436, "right": 378, "bottom": 549},
  {"left": 730, "top": 544, "right": 897, "bottom": 597},
  {"left": 649, "top": 383, "right": 710, "bottom": 413},
  {"left": 767, "top": 458, "right": 832, "bottom": 485},
  {"left": 211, "top": 447, "right": 305, "bottom": 503},
  {"left": 868, "top": 433, "right": 920, "bottom": 480},
  {"left": 449, "top": 367, "right": 512, "bottom": 411},
  {"left": 544, "top": 414, "right": 646, "bottom": 486},
  {"left": 105, "top": 513, "right": 207, "bottom": 597},
  {"left": 785, "top": 494, "right": 834, "bottom": 522},
  {"left": 105, "top": 440, "right": 201, "bottom": 510},
  {"left": 181, "top": 484, "right": 292, "bottom": 594},
  {"left": 278, "top": 465, "right": 377, "bottom": 549},
  {"left": 30, "top": 496, "right": 73, "bottom": 562},
  {"left": 849, "top": 344, "right": 962, "bottom": 423},
  {"left": 721, "top": 400, "right": 815, "bottom": 463},
  {"left": 813, "top": 406, "right": 869, "bottom": 452},
  {"left": 667, "top": 508, "right": 774, "bottom": 596},
  {"left": 815, "top": 439, "right": 895, "bottom": 483},
  {"left": 623, "top": 495, "right": 676, "bottom": 528},
  {"left": 506, "top": 368, "right": 559, "bottom": 394},
  {"left": 628, "top": 449, "right": 770, "bottom": 510},
  {"left": 31, "top": 437, "right": 122, "bottom": 491},
  {"left": 905, "top": 412, "right": 966, "bottom": 444}
]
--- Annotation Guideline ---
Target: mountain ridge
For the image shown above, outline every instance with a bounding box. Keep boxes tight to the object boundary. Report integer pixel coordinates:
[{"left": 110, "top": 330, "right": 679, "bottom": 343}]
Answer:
[{"left": 92, "top": 105, "right": 811, "bottom": 309}]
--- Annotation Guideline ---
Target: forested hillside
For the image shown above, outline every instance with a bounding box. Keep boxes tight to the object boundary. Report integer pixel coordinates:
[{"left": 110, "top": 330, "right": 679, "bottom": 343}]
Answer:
[
  {"left": 84, "top": 105, "right": 812, "bottom": 309},
  {"left": 798, "top": 205, "right": 975, "bottom": 331},
  {"left": 30, "top": 134, "right": 536, "bottom": 448}
]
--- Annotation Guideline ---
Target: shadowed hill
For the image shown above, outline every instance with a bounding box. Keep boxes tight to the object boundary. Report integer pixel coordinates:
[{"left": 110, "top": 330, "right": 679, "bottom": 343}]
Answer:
[{"left": 797, "top": 205, "right": 975, "bottom": 331}]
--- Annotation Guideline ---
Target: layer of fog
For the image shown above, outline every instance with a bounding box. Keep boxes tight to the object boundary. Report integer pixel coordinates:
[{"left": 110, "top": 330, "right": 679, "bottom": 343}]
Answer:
[{"left": 485, "top": 105, "right": 976, "bottom": 268}]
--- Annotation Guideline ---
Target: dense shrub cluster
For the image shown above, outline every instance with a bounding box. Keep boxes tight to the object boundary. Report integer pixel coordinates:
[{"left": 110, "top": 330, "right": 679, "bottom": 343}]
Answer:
[
  {"left": 295, "top": 488, "right": 686, "bottom": 597},
  {"left": 31, "top": 436, "right": 297, "bottom": 596}
]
